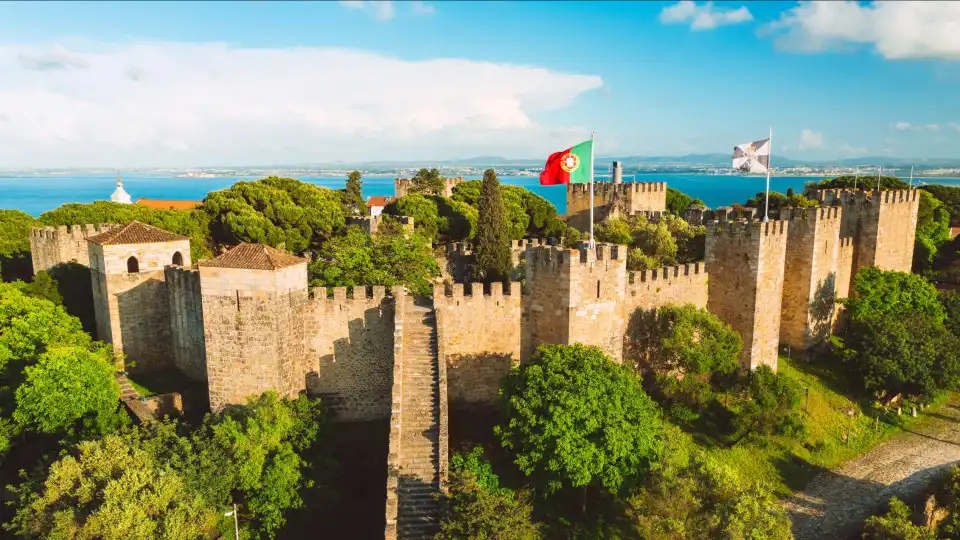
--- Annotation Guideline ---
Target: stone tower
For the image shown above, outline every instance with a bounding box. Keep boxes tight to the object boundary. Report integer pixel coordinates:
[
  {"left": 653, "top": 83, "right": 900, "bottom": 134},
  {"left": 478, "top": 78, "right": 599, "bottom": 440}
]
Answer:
[
  {"left": 565, "top": 181, "right": 667, "bottom": 231},
  {"left": 524, "top": 244, "right": 628, "bottom": 361},
  {"left": 780, "top": 207, "right": 843, "bottom": 351},
  {"left": 831, "top": 189, "right": 920, "bottom": 274},
  {"left": 86, "top": 221, "right": 191, "bottom": 370},
  {"left": 705, "top": 220, "right": 789, "bottom": 370},
  {"left": 198, "top": 243, "right": 310, "bottom": 410}
]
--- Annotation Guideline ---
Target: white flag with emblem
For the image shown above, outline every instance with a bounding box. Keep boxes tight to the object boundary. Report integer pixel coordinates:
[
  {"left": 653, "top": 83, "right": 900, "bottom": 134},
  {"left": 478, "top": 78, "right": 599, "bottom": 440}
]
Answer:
[{"left": 732, "top": 138, "right": 771, "bottom": 174}]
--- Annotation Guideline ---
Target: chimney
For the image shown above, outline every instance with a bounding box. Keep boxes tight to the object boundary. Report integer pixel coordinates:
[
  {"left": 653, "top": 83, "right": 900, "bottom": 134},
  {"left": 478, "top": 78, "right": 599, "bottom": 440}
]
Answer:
[{"left": 612, "top": 161, "right": 623, "bottom": 184}]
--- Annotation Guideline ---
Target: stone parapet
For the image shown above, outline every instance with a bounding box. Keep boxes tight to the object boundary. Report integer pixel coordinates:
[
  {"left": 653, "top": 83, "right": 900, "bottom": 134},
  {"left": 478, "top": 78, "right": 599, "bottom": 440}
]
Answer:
[{"left": 29, "top": 223, "right": 118, "bottom": 272}]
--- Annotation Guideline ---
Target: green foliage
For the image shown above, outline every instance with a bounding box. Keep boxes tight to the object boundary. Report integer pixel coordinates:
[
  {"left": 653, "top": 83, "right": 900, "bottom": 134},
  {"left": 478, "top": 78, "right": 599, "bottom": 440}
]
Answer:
[
  {"left": 14, "top": 346, "right": 126, "bottom": 437},
  {"left": 410, "top": 168, "right": 445, "bottom": 195},
  {"left": 810, "top": 175, "right": 909, "bottom": 191},
  {"left": 13, "top": 271, "right": 63, "bottom": 305},
  {"left": 475, "top": 169, "right": 513, "bottom": 282},
  {"left": 496, "top": 344, "right": 664, "bottom": 495},
  {"left": 595, "top": 214, "right": 705, "bottom": 271},
  {"left": 452, "top": 180, "right": 565, "bottom": 239},
  {"left": 920, "top": 184, "right": 960, "bottom": 227},
  {"left": 731, "top": 365, "right": 806, "bottom": 444},
  {"left": 342, "top": 170, "right": 366, "bottom": 217},
  {"left": 845, "top": 267, "right": 946, "bottom": 325},
  {"left": 202, "top": 176, "right": 344, "bottom": 253},
  {"left": 941, "top": 290, "right": 960, "bottom": 338},
  {"left": 5, "top": 424, "right": 221, "bottom": 539},
  {"left": 308, "top": 225, "right": 439, "bottom": 296},
  {"left": 915, "top": 190, "right": 951, "bottom": 272},
  {"left": 862, "top": 497, "right": 935, "bottom": 540},
  {"left": 8, "top": 392, "right": 325, "bottom": 539},
  {"left": 384, "top": 194, "right": 441, "bottom": 240},
  {"left": 745, "top": 191, "right": 818, "bottom": 219},
  {"left": 627, "top": 425, "right": 793, "bottom": 540},
  {"left": 438, "top": 452, "right": 541, "bottom": 540},
  {"left": 0, "top": 209, "right": 36, "bottom": 282}
]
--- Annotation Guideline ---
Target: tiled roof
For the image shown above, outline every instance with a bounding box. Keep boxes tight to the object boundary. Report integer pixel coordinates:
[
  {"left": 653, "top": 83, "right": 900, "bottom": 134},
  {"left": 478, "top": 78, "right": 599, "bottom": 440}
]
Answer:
[
  {"left": 86, "top": 221, "right": 189, "bottom": 245},
  {"left": 198, "top": 243, "right": 309, "bottom": 270},
  {"left": 135, "top": 198, "right": 202, "bottom": 211},
  {"left": 366, "top": 196, "right": 394, "bottom": 208}
]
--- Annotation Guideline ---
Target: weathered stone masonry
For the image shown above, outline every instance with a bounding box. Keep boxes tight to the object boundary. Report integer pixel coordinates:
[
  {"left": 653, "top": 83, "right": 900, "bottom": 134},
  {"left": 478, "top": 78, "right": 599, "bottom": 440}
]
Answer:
[{"left": 30, "top": 223, "right": 117, "bottom": 272}]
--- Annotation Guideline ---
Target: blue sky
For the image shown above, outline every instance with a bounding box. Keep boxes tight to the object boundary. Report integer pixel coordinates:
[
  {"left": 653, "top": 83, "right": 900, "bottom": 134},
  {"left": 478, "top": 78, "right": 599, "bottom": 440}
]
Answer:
[{"left": 0, "top": 1, "right": 958, "bottom": 167}]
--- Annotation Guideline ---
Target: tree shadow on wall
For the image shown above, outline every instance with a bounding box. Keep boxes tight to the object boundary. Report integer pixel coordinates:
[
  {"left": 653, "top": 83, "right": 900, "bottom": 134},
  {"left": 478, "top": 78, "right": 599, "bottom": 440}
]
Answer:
[
  {"left": 623, "top": 307, "right": 660, "bottom": 374},
  {"left": 47, "top": 262, "right": 97, "bottom": 336},
  {"left": 116, "top": 275, "right": 172, "bottom": 374},
  {"left": 0, "top": 253, "right": 32, "bottom": 283},
  {"left": 308, "top": 305, "right": 393, "bottom": 421},
  {"left": 809, "top": 273, "right": 837, "bottom": 346}
]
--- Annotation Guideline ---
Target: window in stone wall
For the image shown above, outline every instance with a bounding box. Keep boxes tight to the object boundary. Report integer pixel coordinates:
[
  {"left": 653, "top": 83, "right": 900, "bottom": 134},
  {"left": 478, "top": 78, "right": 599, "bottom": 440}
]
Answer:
[
  {"left": 127, "top": 256, "right": 139, "bottom": 273},
  {"left": 597, "top": 280, "right": 601, "bottom": 299},
  {"left": 172, "top": 251, "right": 184, "bottom": 266}
]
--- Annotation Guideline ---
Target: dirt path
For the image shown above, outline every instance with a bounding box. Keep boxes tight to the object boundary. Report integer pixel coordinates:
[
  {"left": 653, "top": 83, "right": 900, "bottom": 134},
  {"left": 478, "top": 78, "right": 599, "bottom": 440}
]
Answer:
[{"left": 785, "top": 396, "right": 960, "bottom": 540}]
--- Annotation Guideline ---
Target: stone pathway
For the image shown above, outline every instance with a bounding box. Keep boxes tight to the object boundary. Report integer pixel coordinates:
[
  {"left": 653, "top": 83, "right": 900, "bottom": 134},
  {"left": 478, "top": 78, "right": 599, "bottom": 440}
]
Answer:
[
  {"left": 785, "top": 396, "right": 960, "bottom": 540},
  {"left": 115, "top": 373, "right": 140, "bottom": 401}
]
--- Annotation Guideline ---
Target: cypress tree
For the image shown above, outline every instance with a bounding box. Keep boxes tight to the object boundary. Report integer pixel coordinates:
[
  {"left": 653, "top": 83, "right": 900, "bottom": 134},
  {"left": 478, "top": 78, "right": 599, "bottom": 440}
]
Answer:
[
  {"left": 345, "top": 170, "right": 366, "bottom": 215},
  {"left": 475, "top": 169, "right": 512, "bottom": 282}
]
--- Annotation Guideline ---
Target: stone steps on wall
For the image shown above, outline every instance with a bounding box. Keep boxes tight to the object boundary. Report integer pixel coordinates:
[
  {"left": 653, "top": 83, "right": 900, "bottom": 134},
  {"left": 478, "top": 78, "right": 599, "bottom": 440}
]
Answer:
[{"left": 395, "top": 299, "right": 442, "bottom": 540}]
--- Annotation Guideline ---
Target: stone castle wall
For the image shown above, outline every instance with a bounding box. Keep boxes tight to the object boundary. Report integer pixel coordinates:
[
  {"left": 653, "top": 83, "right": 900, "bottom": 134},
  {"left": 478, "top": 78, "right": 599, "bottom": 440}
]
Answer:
[
  {"left": 705, "top": 220, "right": 789, "bottom": 370},
  {"left": 827, "top": 189, "right": 920, "bottom": 274},
  {"left": 836, "top": 237, "right": 855, "bottom": 299},
  {"left": 623, "top": 263, "right": 708, "bottom": 313},
  {"left": 565, "top": 181, "right": 666, "bottom": 231},
  {"left": 567, "top": 245, "right": 628, "bottom": 361},
  {"left": 199, "top": 264, "right": 308, "bottom": 410},
  {"left": 164, "top": 266, "right": 207, "bottom": 381},
  {"left": 305, "top": 286, "right": 396, "bottom": 421},
  {"left": 88, "top": 239, "right": 190, "bottom": 372},
  {"left": 433, "top": 282, "right": 522, "bottom": 405},
  {"left": 394, "top": 177, "right": 464, "bottom": 199},
  {"left": 30, "top": 224, "right": 117, "bottom": 272},
  {"left": 780, "top": 207, "right": 843, "bottom": 351}
]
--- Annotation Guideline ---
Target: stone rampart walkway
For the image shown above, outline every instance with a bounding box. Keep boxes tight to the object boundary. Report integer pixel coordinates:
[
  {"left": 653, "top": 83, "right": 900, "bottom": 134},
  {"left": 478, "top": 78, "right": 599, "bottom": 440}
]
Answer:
[{"left": 785, "top": 395, "right": 960, "bottom": 539}]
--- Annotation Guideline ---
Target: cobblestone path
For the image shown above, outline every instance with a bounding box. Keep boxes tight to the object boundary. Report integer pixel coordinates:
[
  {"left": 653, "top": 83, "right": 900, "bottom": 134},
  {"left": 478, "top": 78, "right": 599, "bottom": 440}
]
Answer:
[{"left": 785, "top": 396, "right": 960, "bottom": 540}]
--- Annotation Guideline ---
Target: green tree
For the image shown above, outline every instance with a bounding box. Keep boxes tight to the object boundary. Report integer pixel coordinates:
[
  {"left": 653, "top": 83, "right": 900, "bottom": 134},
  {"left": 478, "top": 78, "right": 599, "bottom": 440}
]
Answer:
[
  {"left": 342, "top": 170, "right": 366, "bottom": 217},
  {"left": 920, "top": 184, "right": 960, "bottom": 226},
  {"left": 845, "top": 267, "right": 946, "bottom": 325},
  {"left": 6, "top": 424, "right": 221, "bottom": 539},
  {"left": 13, "top": 270, "right": 63, "bottom": 305},
  {"left": 309, "top": 225, "right": 439, "bottom": 296},
  {"left": 496, "top": 344, "right": 664, "bottom": 496},
  {"left": 0, "top": 209, "right": 36, "bottom": 282},
  {"left": 202, "top": 177, "right": 344, "bottom": 253},
  {"left": 14, "top": 346, "right": 126, "bottom": 438},
  {"left": 383, "top": 194, "right": 441, "bottom": 241},
  {"left": 410, "top": 167, "right": 444, "bottom": 195},
  {"left": 665, "top": 188, "right": 697, "bottom": 215},
  {"left": 862, "top": 497, "right": 935, "bottom": 540},
  {"left": 452, "top": 181, "right": 563, "bottom": 239},
  {"left": 809, "top": 175, "right": 909, "bottom": 193},
  {"left": 914, "top": 190, "right": 951, "bottom": 272},
  {"left": 474, "top": 169, "right": 512, "bottom": 282},
  {"left": 731, "top": 365, "right": 806, "bottom": 444},
  {"left": 39, "top": 201, "right": 212, "bottom": 262},
  {"left": 437, "top": 447, "right": 541, "bottom": 540}
]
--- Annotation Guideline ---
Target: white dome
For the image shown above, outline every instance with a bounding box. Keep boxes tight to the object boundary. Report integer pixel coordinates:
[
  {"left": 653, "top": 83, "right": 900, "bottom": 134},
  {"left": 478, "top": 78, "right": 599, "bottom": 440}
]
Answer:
[{"left": 111, "top": 177, "right": 132, "bottom": 204}]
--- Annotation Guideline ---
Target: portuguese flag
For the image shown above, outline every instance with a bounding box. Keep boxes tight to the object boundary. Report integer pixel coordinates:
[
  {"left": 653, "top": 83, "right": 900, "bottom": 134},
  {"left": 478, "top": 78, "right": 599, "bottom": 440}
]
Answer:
[{"left": 539, "top": 139, "right": 593, "bottom": 185}]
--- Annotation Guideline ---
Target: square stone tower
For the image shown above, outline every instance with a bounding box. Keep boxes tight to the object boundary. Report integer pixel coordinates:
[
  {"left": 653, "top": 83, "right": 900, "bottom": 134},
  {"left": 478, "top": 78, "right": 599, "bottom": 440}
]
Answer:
[
  {"left": 565, "top": 181, "right": 667, "bottom": 231},
  {"left": 197, "top": 243, "right": 310, "bottom": 410},
  {"left": 524, "top": 243, "right": 628, "bottom": 361},
  {"left": 780, "top": 207, "right": 843, "bottom": 351},
  {"left": 705, "top": 220, "right": 789, "bottom": 371},
  {"left": 86, "top": 221, "right": 191, "bottom": 371},
  {"left": 829, "top": 189, "right": 920, "bottom": 274}
]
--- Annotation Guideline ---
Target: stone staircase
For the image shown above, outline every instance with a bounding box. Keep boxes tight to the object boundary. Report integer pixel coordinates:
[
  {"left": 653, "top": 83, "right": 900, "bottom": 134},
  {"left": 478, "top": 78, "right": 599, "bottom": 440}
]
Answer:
[{"left": 390, "top": 297, "right": 443, "bottom": 540}]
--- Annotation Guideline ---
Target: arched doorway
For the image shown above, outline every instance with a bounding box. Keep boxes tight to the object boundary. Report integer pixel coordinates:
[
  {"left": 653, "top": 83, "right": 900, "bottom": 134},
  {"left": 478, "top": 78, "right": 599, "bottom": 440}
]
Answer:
[
  {"left": 127, "top": 256, "right": 140, "bottom": 273},
  {"left": 172, "top": 251, "right": 184, "bottom": 266}
]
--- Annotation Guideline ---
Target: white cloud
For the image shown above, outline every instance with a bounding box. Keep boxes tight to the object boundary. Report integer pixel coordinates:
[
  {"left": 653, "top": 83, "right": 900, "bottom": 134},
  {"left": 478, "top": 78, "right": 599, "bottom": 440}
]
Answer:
[
  {"left": 410, "top": 1, "right": 435, "bottom": 15},
  {"left": 339, "top": 0, "right": 395, "bottom": 21},
  {"left": 949, "top": 122, "right": 960, "bottom": 133},
  {"left": 839, "top": 143, "right": 869, "bottom": 156},
  {"left": 798, "top": 129, "right": 823, "bottom": 150},
  {"left": 891, "top": 122, "right": 941, "bottom": 131},
  {"left": 659, "top": 1, "right": 753, "bottom": 31},
  {"left": 763, "top": 1, "right": 960, "bottom": 60},
  {"left": 0, "top": 42, "right": 603, "bottom": 167}
]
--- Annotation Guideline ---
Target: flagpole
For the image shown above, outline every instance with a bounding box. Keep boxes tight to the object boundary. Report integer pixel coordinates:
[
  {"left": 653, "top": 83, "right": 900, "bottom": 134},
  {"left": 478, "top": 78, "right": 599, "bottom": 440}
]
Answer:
[
  {"left": 764, "top": 126, "right": 772, "bottom": 222},
  {"left": 589, "top": 130, "right": 596, "bottom": 248},
  {"left": 909, "top": 165, "right": 914, "bottom": 188},
  {"left": 854, "top": 165, "right": 859, "bottom": 189},
  {"left": 877, "top": 166, "right": 882, "bottom": 191}
]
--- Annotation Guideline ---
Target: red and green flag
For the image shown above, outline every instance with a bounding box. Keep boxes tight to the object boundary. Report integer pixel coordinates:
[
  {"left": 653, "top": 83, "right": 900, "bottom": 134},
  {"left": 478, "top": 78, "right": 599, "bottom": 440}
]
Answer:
[{"left": 539, "top": 139, "right": 593, "bottom": 185}]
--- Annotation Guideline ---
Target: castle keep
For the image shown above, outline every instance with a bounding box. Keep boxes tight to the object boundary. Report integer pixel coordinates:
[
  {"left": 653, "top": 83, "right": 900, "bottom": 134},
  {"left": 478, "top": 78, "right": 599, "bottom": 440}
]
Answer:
[{"left": 28, "top": 183, "right": 919, "bottom": 540}]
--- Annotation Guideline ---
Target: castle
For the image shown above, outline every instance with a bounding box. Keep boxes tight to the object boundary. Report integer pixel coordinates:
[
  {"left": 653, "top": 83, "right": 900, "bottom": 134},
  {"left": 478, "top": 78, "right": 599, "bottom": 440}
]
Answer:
[{"left": 28, "top": 180, "right": 919, "bottom": 540}]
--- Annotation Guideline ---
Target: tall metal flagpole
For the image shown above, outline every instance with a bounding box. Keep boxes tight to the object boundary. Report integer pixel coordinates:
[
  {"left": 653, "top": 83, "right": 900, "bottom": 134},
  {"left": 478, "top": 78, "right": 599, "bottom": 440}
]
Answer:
[
  {"left": 877, "top": 166, "right": 882, "bottom": 191},
  {"left": 854, "top": 165, "right": 859, "bottom": 189},
  {"left": 764, "top": 126, "right": 772, "bottom": 222},
  {"left": 909, "top": 165, "right": 914, "bottom": 188},
  {"left": 589, "top": 130, "right": 596, "bottom": 248}
]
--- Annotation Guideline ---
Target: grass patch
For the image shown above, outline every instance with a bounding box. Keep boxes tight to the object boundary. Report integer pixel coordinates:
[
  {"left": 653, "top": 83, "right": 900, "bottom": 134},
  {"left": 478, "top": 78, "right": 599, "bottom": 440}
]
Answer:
[
  {"left": 710, "top": 356, "right": 951, "bottom": 496},
  {"left": 128, "top": 379, "right": 154, "bottom": 397}
]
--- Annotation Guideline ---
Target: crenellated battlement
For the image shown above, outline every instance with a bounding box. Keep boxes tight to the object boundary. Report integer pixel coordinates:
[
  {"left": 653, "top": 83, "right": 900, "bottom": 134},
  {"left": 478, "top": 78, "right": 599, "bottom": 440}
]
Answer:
[
  {"left": 394, "top": 176, "right": 464, "bottom": 198},
  {"left": 782, "top": 206, "right": 842, "bottom": 222},
  {"left": 567, "top": 181, "right": 666, "bottom": 196},
  {"left": 310, "top": 285, "right": 395, "bottom": 302},
  {"left": 708, "top": 219, "right": 789, "bottom": 238},
  {"left": 839, "top": 236, "right": 854, "bottom": 248},
  {"left": 433, "top": 281, "right": 521, "bottom": 300},
  {"left": 629, "top": 262, "right": 704, "bottom": 284},
  {"left": 30, "top": 223, "right": 117, "bottom": 241},
  {"left": 878, "top": 189, "right": 919, "bottom": 205},
  {"left": 510, "top": 237, "right": 554, "bottom": 250}
]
